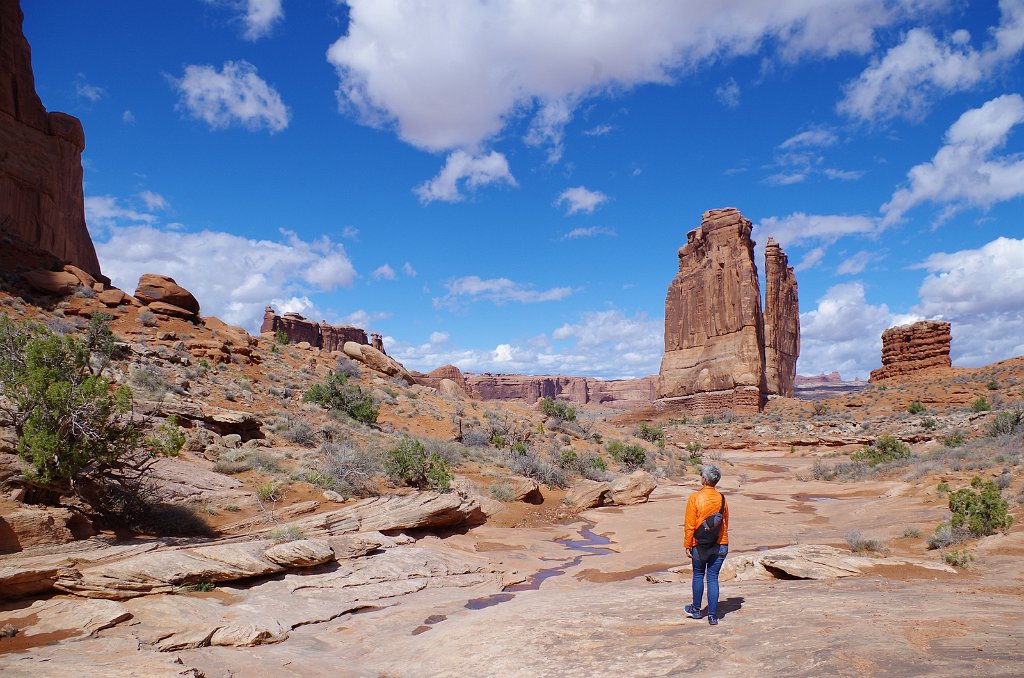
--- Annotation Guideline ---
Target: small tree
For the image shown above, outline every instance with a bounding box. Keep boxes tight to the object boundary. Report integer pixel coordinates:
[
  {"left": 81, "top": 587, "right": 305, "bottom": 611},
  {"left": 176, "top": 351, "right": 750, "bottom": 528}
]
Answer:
[
  {"left": 948, "top": 476, "right": 1013, "bottom": 536},
  {"left": 384, "top": 436, "right": 452, "bottom": 490},
  {"left": 540, "top": 396, "right": 576, "bottom": 422},
  {"left": 851, "top": 435, "right": 910, "bottom": 466},
  {"left": 303, "top": 372, "right": 378, "bottom": 424}
]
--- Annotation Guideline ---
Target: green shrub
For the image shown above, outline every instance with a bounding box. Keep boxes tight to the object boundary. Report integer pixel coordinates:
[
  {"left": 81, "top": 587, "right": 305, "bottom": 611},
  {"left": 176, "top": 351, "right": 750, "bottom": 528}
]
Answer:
[
  {"left": 558, "top": 448, "right": 578, "bottom": 469},
  {"left": 635, "top": 422, "right": 665, "bottom": 446},
  {"left": 988, "top": 409, "right": 1024, "bottom": 437},
  {"left": 0, "top": 316, "right": 169, "bottom": 515},
  {"left": 907, "top": 401, "right": 926, "bottom": 414},
  {"left": 274, "top": 328, "right": 289, "bottom": 345},
  {"left": 146, "top": 416, "right": 186, "bottom": 457},
  {"left": 303, "top": 372, "right": 378, "bottom": 424},
  {"left": 851, "top": 435, "right": 910, "bottom": 466},
  {"left": 944, "top": 550, "right": 974, "bottom": 568},
  {"left": 927, "top": 523, "right": 969, "bottom": 549},
  {"left": 812, "top": 402, "right": 828, "bottom": 416},
  {"left": 970, "top": 396, "right": 992, "bottom": 413},
  {"left": 937, "top": 480, "right": 950, "bottom": 495},
  {"left": 948, "top": 476, "right": 1013, "bottom": 536},
  {"left": 985, "top": 378, "right": 1000, "bottom": 390},
  {"left": 539, "top": 397, "right": 576, "bottom": 422},
  {"left": 942, "top": 430, "right": 965, "bottom": 447},
  {"left": 384, "top": 436, "right": 452, "bottom": 490},
  {"left": 256, "top": 481, "right": 279, "bottom": 502},
  {"left": 920, "top": 416, "right": 937, "bottom": 431}
]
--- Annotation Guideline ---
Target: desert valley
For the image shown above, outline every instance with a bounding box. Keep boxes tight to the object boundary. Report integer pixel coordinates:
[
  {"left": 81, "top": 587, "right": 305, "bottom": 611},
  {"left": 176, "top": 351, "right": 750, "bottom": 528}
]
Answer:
[{"left": 2, "top": 1, "right": 1023, "bottom": 676}]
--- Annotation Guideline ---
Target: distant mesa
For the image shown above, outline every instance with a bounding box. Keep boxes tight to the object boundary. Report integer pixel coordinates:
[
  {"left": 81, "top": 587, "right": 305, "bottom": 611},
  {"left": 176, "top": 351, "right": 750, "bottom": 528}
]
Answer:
[
  {"left": 0, "top": 0, "right": 102, "bottom": 279},
  {"left": 794, "top": 372, "right": 844, "bottom": 386},
  {"left": 869, "top": 320, "right": 951, "bottom": 382},
  {"left": 261, "top": 306, "right": 370, "bottom": 351},
  {"left": 463, "top": 373, "right": 657, "bottom": 409},
  {"left": 658, "top": 207, "right": 800, "bottom": 414}
]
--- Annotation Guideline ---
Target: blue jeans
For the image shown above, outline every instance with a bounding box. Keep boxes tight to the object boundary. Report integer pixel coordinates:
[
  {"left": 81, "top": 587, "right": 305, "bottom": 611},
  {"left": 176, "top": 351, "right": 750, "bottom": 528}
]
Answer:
[{"left": 691, "top": 544, "right": 728, "bottom": 616}]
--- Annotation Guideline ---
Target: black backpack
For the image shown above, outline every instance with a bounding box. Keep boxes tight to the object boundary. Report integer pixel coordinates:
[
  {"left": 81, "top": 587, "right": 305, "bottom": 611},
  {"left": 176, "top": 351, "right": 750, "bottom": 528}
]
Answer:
[{"left": 694, "top": 493, "right": 725, "bottom": 561}]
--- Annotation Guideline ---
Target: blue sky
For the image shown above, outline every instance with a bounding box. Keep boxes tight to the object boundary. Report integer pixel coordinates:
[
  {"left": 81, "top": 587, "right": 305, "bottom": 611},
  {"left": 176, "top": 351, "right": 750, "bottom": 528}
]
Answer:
[{"left": 22, "top": 0, "right": 1024, "bottom": 380}]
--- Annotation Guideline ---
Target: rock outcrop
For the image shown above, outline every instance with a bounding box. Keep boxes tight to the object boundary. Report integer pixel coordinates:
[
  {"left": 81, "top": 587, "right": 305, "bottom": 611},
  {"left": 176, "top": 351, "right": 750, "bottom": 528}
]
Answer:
[
  {"left": 413, "top": 364, "right": 474, "bottom": 396},
  {"left": 134, "top": 274, "right": 200, "bottom": 319},
  {"left": 260, "top": 306, "right": 369, "bottom": 351},
  {"left": 464, "top": 374, "right": 656, "bottom": 409},
  {"left": 764, "top": 237, "right": 800, "bottom": 397},
  {"left": 869, "top": 320, "right": 952, "bottom": 382},
  {"left": 0, "top": 0, "right": 102, "bottom": 278},
  {"left": 658, "top": 208, "right": 799, "bottom": 413}
]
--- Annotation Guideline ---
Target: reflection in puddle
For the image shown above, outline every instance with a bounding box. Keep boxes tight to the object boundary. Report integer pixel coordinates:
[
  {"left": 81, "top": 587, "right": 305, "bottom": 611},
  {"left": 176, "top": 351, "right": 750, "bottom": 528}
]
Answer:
[{"left": 464, "top": 593, "right": 515, "bottom": 610}]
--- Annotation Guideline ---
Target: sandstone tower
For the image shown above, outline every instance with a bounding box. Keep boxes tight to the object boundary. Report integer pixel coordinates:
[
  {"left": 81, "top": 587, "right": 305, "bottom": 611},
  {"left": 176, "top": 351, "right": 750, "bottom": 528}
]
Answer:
[{"left": 658, "top": 207, "right": 799, "bottom": 413}]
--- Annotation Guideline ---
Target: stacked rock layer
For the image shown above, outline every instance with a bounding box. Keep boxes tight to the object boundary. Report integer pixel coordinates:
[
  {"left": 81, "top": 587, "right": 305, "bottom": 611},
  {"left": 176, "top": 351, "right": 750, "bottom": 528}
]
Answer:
[
  {"left": 260, "top": 306, "right": 369, "bottom": 350},
  {"left": 869, "top": 320, "right": 952, "bottom": 382}
]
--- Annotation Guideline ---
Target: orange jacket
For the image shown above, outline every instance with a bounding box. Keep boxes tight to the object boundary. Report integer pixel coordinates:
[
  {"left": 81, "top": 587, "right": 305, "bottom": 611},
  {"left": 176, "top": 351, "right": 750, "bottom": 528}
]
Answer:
[{"left": 684, "top": 485, "right": 729, "bottom": 549}]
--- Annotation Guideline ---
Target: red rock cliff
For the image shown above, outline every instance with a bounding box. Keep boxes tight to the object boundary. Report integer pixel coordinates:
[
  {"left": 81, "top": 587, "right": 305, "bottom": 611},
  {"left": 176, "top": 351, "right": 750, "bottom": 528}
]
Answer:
[
  {"left": 260, "top": 306, "right": 369, "bottom": 350},
  {"left": 463, "top": 374, "right": 656, "bottom": 409},
  {"left": 0, "top": 0, "right": 101, "bottom": 278},
  {"left": 869, "top": 320, "right": 951, "bottom": 382},
  {"left": 764, "top": 237, "right": 800, "bottom": 397},
  {"left": 658, "top": 208, "right": 766, "bottom": 412}
]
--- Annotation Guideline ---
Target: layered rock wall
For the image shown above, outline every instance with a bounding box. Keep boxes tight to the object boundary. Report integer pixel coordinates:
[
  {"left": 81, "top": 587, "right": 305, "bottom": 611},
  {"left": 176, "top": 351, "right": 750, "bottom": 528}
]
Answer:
[
  {"left": 764, "top": 237, "right": 800, "bottom": 397},
  {"left": 260, "top": 306, "right": 368, "bottom": 350},
  {"left": 463, "top": 374, "right": 656, "bottom": 409},
  {"left": 869, "top": 321, "right": 952, "bottom": 382},
  {"left": 658, "top": 208, "right": 800, "bottom": 413},
  {"left": 0, "top": 0, "right": 101, "bottom": 278}
]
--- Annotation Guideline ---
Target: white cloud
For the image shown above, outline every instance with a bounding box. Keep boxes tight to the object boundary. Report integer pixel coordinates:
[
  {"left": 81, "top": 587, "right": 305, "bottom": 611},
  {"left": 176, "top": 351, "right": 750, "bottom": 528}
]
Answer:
[
  {"left": 799, "top": 282, "right": 916, "bottom": 378},
  {"left": 85, "top": 195, "right": 158, "bottom": 231},
  {"left": 75, "top": 74, "right": 105, "bottom": 102},
  {"left": 389, "top": 309, "right": 661, "bottom": 379},
  {"left": 556, "top": 186, "right": 609, "bottom": 215},
  {"left": 583, "top": 123, "right": 614, "bottom": 137},
  {"left": 138, "top": 191, "right": 168, "bottom": 211},
  {"left": 371, "top": 264, "right": 396, "bottom": 281},
  {"left": 242, "top": 0, "right": 284, "bottom": 41},
  {"left": 95, "top": 225, "right": 356, "bottom": 331},
  {"left": 715, "top": 78, "right": 741, "bottom": 108},
  {"left": 338, "top": 309, "right": 390, "bottom": 330},
  {"left": 795, "top": 246, "right": 827, "bottom": 271},
  {"left": 327, "top": 0, "right": 939, "bottom": 156},
  {"left": 122, "top": 110, "right": 136, "bottom": 124},
  {"left": 911, "top": 236, "right": 1024, "bottom": 366},
  {"left": 414, "top": 150, "right": 517, "bottom": 204},
  {"left": 840, "top": 1, "right": 1024, "bottom": 122},
  {"left": 763, "top": 172, "right": 806, "bottom": 186},
  {"left": 836, "top": 250, "right": 874, "bottom": 275},
  {"left": 780, "top": 128, "right": 837, "bottom": 149},
  {"left": 562, "top": 226, "right": 616, "bottom": 240},
  {"left": 341, "top": 226, "right": 360, "bottom": 240},
  {"left": 402, "top": 261, "right": 417, "bottom": 277},
  {"left": 434, "top": 276, "right": 573, "bottom": 308},
  {"left": 172, "top": 60, "right": 290, "bottom": 133},
  {"left": 882, "top": 94, "right": 1024, "bottom": 225},
  {"left": 755, "top": 212, "right": 881, "bottom": 251},
  {"left": 823, "top": 168, "right": 865, "bottom": 181}
]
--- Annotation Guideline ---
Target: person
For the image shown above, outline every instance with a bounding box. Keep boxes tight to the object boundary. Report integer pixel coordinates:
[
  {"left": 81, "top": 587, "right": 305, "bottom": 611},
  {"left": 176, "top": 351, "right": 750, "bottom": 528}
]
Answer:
[{"left": 683, "top": 463, "right": 729, "bottom": 625}]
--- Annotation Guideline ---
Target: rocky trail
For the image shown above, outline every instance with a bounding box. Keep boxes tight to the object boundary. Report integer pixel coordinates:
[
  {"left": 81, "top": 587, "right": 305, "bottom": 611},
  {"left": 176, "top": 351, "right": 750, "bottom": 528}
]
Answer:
[{"left": 3, "top": 452, "right": 1021, "bottom": 677}]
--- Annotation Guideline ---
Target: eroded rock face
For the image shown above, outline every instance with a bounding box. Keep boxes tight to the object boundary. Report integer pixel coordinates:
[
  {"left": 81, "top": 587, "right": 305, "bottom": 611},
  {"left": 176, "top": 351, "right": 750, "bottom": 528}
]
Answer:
[
  {"left": 413, "top": 364, "right": 474, "bottom": 396},
  {"left": 464, "top": 374, "right": 656, "bottom": 409},
  {"left": 870, "top": 321, "right": 952, "bottom": 382},
  {"left": 260, "top": 306, "right": 369, "bottom": 351},
  {"left": 0, "top": 1, "right": 102, "bottom": 278},
  {"left": 764, "top": 237, "right": 800, "bottom": 398},
  {"left": 658, "top": 208, "right": 799, "bottom": 413}
]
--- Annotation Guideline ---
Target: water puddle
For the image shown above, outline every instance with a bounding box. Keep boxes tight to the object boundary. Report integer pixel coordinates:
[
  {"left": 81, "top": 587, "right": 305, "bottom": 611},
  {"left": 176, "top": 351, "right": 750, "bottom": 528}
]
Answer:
[
  {"left": 409, "top": 614, "right": 448, "bottom": 635},
  {"left": 793, "top": 495, "right": 839, "bottom": 502}
]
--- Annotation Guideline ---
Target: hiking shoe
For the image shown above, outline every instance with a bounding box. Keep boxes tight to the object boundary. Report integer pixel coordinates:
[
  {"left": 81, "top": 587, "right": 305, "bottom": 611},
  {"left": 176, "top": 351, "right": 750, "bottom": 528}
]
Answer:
[
  {"left": 708, "top": 614, "right": 719, "bottom": 626},
  {"left": 683, "top": 604, "right": 701, "bottom": 619}
]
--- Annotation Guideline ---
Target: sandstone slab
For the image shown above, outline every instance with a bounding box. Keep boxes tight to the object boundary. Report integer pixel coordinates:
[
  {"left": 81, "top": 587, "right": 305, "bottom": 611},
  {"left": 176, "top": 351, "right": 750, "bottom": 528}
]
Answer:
[{"left": 608, "top": 470, "right": 657, "bottom": 505}]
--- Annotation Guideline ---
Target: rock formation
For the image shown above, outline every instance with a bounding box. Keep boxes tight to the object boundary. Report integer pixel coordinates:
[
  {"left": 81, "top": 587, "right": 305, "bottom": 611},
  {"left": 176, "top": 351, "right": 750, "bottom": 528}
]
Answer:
[
  {"left": 463, "top": 374, "right": 656, "bottom": 409},
  {"left": 260, "top": 306, "right": 369, "bottom": 350},
  {"left": 413, "top": 364, "right": 475, "bottom": 396},
  {"left": 658, "top": 208, "right": 799, "bottom": 413},
  {"left": 134, "top": 273, "right": 200, "bottom": 318},
  {"left": 763, "top": 237, "right": 800, "bottom": 397},
  {"left": 869, "top": 320, "right": 952, "bottom": 382},
  {"left": 0, "top": 0, "right": 102, "bottom": 278}
]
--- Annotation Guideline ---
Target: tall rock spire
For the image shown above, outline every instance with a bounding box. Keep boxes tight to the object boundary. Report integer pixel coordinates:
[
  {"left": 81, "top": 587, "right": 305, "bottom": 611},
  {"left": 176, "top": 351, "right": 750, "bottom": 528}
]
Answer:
[{"left": 764, "top": 237, "right": 800, "bottom": 397}]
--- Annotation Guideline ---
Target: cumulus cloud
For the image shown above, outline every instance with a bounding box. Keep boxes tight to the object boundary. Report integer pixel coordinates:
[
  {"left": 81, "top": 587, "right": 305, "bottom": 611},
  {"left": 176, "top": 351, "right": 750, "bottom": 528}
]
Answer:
[
  {"left": 372, "top": 264, "right": 396, "bottom": 281},
  {"left": 172, "top": 60, "right": 290, "bottom": 133},
  {"left": 414, "top": 150, "right": 516, "bottom": 203},
  {"left": 754, "top": 212, "right": 882, "bottom": 270},
  {"left": 562, "top": 226, "right": 616, "bottom": 240},
  {"left": 95, "top": 225, "right": 356, "bottom": 331},
  {"left": 556, "top": 186, "right": 609, "bottom": 215},
  {"left": 799, "top": 282, "right": 916, "bottom": 378},
  {"left": 138, "top": 191, "right": 168, "bottom": 211},
  {"left": 85, "top": 195, "right": 159, "bottom": 231},
  {"left": 715, "top": 78, "right": 741, "bottom": 108},
  {"left": 911, "top": 236, "right": 1024, "bottom": 366},
  {"left": 433, "top": 276, "right": 573, "bottom": 309},
  {"left": 882, "top": 94, "right": 1024, "bottom": 225},
  {"left": 241, "top": 0, "right": 284, "bottom": 40},
  {"left": 840, "top": 1, "right": 1024, "bottom": 122},
  {"left": 327, "top": 0, "right": 938, "bottom": 157},
  {"left": 389, "top": 309, "right": 661, "bottom": 379}
]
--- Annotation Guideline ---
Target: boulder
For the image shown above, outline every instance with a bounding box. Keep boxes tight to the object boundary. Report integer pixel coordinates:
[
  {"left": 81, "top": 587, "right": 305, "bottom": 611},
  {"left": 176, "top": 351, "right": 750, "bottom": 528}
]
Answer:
[
  {"left": 134, "top": 274, "right": 200, "bottom": 315},
  {"left": 718, "top": 544, "right": 957, "bottom": 581},
  {"left": 343, "top": 342, "right": 415, "bottom": 384},
  {"left": 63, "top": 263, "right": 97, "bottom": 287},
  {"left": 97, "top": 288, "right": 128, "bottom": 306},
  {"left": 263, "top": 539, "right": 335, "bottom": 568},
  {"left": 563, "top": 479, "right": 611, "bottom": 510},
  {"left": 608, "top": 470, "right": 657, "bottom": 505},
  {"left": 23, "top": 269, "right": 80, "bottom": 295},
  {"left": 147, "top": 300, "right": 195, "bottom": 318},
  {"left": 0, "top": 505, "right": 94, "bottom": 553},
  {"left": 505, "top": 475, "right": 543, "bottom": 503}
]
